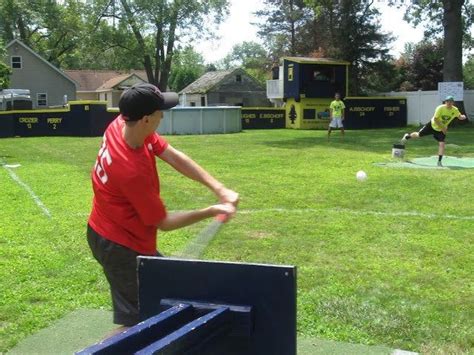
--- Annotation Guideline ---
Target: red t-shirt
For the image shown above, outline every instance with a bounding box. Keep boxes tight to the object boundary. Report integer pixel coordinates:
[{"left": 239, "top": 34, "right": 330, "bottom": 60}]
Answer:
[{"left": 88, "top": 115, "right": 168, "bottom": 254}]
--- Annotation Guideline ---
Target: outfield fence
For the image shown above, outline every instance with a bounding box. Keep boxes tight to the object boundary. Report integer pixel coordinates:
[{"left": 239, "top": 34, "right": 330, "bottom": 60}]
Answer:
[{"left": 382, "top": 90, "right": 474, "bottom": 125}]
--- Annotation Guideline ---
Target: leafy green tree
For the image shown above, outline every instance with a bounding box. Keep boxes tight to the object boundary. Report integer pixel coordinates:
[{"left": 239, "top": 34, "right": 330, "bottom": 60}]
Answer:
[
  {"left": 219, "top": 41, "right": 270, "bottom": 84},
  {"left": 205, "top": 63, "right": 217, "bottom": 72},
  {"left": 94, "top": 0, "right": 229, "bottom": 90},
  {"left": 0, "top": 39, "right": 11, "bottom": 88},
  {"left": 463, "top": 55, "right": 474, "bottom": 89},
  {"left": 401, "top": 0, "right": 473, "bottom": 82},
  {"left": 0, "top": 0, "right": 39, "bottom": 45},
  {"left": 0, "top": 0, "right": 89, "bottom": 68},
  {"left": 397, "top": 40, "right": 444, "bottom": 91},
  {"left": 359, "top": 60, "right": 401, "bottom": 95},
  {"left": 168, "top": 46, "right": 205, "bottom": 91}
]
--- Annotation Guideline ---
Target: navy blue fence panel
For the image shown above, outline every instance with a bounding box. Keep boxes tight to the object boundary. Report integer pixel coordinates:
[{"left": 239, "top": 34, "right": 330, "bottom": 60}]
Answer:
[
  {"left": 0, "top": 102, "right": 117, "bottom": 138},
  {"left": 138, "top": 257, "right": 297, "bottom": 355},
  {"left": 344, "top": 97, "right": 407, "bottom": 129},
  {"left": 241, "top": 108, "right": 286, "bottom": 129},
  {"left": 0, "top": 114, "right": 14, "bottom": 138}
]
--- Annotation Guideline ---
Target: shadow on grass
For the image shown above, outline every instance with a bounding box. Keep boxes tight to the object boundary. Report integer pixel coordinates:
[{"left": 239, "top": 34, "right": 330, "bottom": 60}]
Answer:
[
  {"left": 258, "top": 126, "right": 474, "bottom": 155},
  {"left": 259, "top": 129, "right": 408, "bottom": 153}
]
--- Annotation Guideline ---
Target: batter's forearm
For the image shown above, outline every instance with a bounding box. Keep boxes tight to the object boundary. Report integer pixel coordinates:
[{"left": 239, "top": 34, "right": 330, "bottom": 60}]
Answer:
[{"left": 157, "top": 208, "right": 214, "bottom": 231}]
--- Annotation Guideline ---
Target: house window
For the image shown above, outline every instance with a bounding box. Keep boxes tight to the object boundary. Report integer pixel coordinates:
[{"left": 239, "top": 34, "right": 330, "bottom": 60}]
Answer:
[
  {"left": 11, "top": 56, "right": 22, "bottom": 69},
  {"left": 37, "top": 93, "right": 47, "bottom": 107},
  {"left": 200, "top": 96, "right": 206, "bottom": 106},
  {"left": 236, "top": 74, "right": 242, "bottom": 82},
  {"left": 190, "top": 102, "right": 196, "bottom": 107},
  {"left": 104, "top": 93, "right": 108, "bottom": 101}
]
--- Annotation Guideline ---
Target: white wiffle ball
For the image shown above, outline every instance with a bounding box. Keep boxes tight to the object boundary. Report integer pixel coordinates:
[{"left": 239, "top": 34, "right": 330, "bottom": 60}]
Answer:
[{"left": 356, "top": 170, "right": 367, "bottom": 181}]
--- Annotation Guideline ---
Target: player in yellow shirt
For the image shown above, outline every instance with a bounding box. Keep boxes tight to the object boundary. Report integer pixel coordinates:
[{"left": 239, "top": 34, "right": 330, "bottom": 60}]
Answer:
[
  {"left": 328, "top": 93, "right": 346, "bottom": 140},
  {"left": 401, "top": 95, "right": 467, "bottom": 167}
]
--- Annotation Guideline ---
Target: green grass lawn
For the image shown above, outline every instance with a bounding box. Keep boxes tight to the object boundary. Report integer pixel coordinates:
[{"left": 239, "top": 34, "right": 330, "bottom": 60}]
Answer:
[{"left": 0, "top": 127, "right": 473, "bottom": 354}]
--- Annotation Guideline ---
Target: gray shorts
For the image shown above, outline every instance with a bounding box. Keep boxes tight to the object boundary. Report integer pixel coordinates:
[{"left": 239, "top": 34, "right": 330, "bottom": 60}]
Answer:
[
  {"left": 87, "top": 224, "right": 162, "bottom": 326},
  {"left": 329, "top": 117, "right": 344, "bottom": 128}
]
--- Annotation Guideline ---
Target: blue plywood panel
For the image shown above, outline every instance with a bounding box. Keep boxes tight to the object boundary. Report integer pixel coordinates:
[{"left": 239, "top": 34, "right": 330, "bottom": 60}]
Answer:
[
  {"left": 284, "top": 59, "right": 301, "bottom": 100},
  {"left": 138, "top": 257, "right": 297, "bottom": 355}
]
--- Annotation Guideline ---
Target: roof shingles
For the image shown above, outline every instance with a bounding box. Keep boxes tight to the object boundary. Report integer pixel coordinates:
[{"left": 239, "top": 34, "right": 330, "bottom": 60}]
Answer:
[
  {"left": 64, "top": 70, "right": 147, "bottom": 91},
  {"left": 179, "top": 69, "right": 237, "bottom": 94}
]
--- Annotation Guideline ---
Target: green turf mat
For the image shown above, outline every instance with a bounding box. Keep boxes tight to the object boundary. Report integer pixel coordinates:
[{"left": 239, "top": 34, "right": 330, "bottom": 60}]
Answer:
[
  {"left": 8, "top": 309, "right": 417, "bottom": 355},
  {"left": 376, "top": 156, "right": 474, "bottom": 169},
  {"left": 7, "top": 309, "right": 116, "bottom": 355}
]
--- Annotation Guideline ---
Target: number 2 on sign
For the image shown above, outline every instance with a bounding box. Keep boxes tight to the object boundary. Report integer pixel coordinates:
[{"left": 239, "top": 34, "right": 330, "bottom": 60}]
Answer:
[{"left": 94, "top": 136, "right": 112, "bottom": 184}]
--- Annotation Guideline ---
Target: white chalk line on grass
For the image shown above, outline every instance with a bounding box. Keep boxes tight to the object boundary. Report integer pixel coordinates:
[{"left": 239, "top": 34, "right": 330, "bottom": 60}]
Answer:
[
  {"left": 69, "top": 208, "right": 474, "bottom": 221},
  {"left": 1, "top": 163, "right": 51, "bottom": 218},
  {"left": 239, "top": 207, "right": 474, "bottom": 221}
]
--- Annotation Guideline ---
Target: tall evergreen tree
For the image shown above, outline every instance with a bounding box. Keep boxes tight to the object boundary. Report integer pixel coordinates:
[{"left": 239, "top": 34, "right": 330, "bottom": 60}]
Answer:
[{"left": 255, "top": 0, "right": 310, "bottom": 59}]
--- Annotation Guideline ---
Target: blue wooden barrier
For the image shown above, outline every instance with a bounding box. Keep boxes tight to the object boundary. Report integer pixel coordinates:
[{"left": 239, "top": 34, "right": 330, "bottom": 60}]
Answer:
[
  {"left": 77, "top": 257, "right": 296, "bottom": 355},
  {"left": 76, "top": 300, "right": 253, "bottom": 355}
]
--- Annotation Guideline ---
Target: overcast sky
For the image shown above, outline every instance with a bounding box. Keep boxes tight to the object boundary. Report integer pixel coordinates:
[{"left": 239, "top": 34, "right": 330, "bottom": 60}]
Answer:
[{"left": 195, "top": 0, "right": 425, "bottom": 64}]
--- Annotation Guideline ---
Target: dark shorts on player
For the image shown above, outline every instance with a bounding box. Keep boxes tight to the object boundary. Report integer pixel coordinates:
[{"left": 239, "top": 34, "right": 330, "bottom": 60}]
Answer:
[
  {"left": 418, "top": 122, "right": 446, "bottom": 142},
  {"left": 87, "top": 224, "right": 162, "bottom": 326}
]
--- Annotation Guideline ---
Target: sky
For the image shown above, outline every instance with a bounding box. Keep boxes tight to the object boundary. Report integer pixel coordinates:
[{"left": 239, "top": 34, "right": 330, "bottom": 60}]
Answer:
[{"left": 196, "top": 0, "right": 425, "bottom": 64}]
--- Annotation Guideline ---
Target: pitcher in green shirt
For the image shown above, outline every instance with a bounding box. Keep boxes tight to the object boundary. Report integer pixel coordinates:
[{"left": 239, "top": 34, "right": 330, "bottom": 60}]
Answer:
[
  {"left": 401, "top": 95, "right": 467, "bottom": 167},
  {"left": 328, "top": 93, "right": 346, "bottom": 140}
]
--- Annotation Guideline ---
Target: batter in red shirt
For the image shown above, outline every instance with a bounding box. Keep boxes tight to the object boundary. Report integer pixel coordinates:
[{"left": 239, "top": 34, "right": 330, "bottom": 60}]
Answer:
[{"left": 87, "top": 83, "right": 238, "bottom": 335}]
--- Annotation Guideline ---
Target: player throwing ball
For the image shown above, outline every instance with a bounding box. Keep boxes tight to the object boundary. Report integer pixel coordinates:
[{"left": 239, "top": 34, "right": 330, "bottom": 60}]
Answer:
[
  {"left": 401, "top": 95, "right": 467, "bottom": 167},
  {"left": 328, "top": 93, "right": 345, "bottom": 140}
]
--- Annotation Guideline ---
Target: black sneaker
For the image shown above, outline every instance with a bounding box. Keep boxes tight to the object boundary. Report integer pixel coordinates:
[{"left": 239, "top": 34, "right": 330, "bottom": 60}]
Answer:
[{"left": 437, "top": 161, "right": 443, "bottom": 167}]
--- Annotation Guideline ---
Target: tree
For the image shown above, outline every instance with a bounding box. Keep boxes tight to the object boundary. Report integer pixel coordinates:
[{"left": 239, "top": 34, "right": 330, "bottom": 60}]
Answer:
[
  {"left": 305, "top": 0, "right": 393, "bottom": 95},
  {"left": 0, "top": 39, "right": 10, "bottom": 88},
  {"left": 0, "top": 0, "right": 39, "bottom": 45},
  {"left": 219, "top": 41, "right": 270, "bottom": 84},
  {"left": 401, "top": 0, "right": 472, "bottom": 115},
  {"left": 402, "top": 0, "right": 473, "bottom": 82},
  {"left": 95, "top": 0, "right": 229, "bottom": 91},
  {"left": 359, "top": 60, "right": 401, "bottom": 95},
  {"left": 168, "top": 46, "right": 205, "bottom": 91},
  {"left": 0, "top": 0, "right": 89, "bottom": 68},
  {"left": 463, "top": 55, "right": 474, "bottom": 89},
  {"left": 256, "top": 1, "right": 393, "bottom": 94},
  {"left": 397, "top": 40, "right": 444, "bottom": 91},
  {"left": 255, "top": 0, "right": 310, "bottom": 59}
]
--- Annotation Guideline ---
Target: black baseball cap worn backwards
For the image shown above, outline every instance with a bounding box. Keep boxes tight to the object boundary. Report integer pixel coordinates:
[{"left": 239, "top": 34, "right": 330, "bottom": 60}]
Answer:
[{"left": 119, "top": 83, "right": 179, "bottom": 121}]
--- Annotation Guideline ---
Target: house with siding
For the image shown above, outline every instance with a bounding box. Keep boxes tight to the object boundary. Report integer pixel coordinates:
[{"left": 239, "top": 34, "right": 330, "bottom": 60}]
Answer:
[
  {"left": 65, "top": 70, "right": 147, "bottom": 107},
  {"left": 5, "top": 39, "right": 77, "bottom": 108},
  {"left": 179, "top": 68, "right": 271, "bottom": 107}
]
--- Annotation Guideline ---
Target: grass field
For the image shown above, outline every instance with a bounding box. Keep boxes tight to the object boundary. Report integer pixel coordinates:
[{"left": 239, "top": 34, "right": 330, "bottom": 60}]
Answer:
[{"left": 0, "top": 127, "right": 473, "bottom": 354}]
